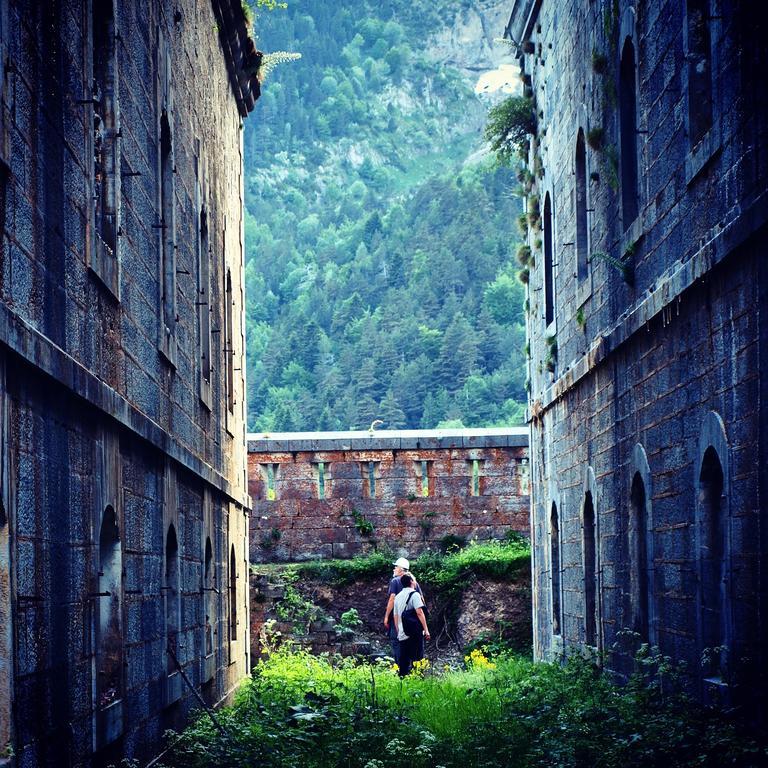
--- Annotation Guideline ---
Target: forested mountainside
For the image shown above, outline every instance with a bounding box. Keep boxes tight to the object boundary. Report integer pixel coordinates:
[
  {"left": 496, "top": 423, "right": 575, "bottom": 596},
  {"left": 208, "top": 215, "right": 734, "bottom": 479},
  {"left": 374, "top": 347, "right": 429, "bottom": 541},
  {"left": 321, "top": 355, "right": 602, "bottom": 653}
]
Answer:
[{"left": 244, "top": 0, "right": 525, "bottom": 431}]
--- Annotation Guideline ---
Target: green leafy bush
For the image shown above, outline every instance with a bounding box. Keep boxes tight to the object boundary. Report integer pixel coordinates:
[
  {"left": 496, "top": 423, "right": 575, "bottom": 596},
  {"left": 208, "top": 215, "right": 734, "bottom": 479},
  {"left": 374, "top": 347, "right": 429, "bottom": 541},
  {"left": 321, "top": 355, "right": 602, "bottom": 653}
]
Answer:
[{"left": 484, "top": 97, "right": 537, "bottom": 165}]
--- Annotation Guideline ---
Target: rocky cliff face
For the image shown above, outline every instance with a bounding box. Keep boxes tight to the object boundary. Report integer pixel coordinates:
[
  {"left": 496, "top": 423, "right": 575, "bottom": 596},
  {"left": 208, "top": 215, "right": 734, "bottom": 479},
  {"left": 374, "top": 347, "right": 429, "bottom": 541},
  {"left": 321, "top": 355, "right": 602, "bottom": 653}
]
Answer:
[{"left": 426, "top": 2, "right": 520, "bottom": 95}]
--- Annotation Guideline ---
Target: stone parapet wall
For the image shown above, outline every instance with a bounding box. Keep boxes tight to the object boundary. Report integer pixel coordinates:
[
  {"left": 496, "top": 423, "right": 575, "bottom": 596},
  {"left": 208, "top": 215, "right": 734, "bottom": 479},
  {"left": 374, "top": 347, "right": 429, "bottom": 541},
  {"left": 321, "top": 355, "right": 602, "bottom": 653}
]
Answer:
[{"left": 248, "top": 429, "right": 530, "bottom": 562}]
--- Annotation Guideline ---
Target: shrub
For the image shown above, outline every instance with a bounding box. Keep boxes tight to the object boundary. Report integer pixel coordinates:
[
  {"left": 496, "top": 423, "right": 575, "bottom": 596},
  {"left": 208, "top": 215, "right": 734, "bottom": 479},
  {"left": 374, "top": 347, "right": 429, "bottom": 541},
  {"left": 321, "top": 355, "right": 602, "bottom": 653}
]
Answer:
[{"left": 484, "top": 96, "right": 537, "bottom": 165}]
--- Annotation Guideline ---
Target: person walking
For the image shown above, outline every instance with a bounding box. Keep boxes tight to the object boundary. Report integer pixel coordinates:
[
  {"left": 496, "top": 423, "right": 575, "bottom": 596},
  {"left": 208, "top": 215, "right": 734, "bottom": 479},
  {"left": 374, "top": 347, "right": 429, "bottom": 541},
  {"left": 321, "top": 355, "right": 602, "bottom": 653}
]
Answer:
[
  {"left": 393, "top": 573, "right": 430, "bottom": 677},
  {"left": 383, "top": 557, "right": 423, "bottom": 663}
]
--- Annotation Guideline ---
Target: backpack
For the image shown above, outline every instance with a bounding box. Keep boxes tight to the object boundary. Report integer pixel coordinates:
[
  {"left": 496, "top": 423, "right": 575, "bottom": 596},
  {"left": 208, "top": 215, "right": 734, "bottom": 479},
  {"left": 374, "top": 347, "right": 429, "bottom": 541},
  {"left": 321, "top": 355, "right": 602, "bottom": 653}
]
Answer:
[{"left": 401, "top": 591, "right": 422, "bottom": 639}]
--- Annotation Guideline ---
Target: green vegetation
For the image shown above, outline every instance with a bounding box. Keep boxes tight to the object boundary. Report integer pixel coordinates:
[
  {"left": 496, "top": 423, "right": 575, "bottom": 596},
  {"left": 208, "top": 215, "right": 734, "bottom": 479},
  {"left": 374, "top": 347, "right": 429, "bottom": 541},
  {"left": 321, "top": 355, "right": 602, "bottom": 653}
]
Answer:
[
  {"left": 160, "top": 644, "right": 765, "bottom": 768},
  {"left": 484, "top": 96, "right": 537, "bottom": 165},
  {"left": 244, "top": 1, "right": 526, "bottom": 432},
  {"left": 253, "top": 539, "right": 530, "bottom": 591},
  {"left": 273, "top": 571, "right": 327, "bottom": 634}
]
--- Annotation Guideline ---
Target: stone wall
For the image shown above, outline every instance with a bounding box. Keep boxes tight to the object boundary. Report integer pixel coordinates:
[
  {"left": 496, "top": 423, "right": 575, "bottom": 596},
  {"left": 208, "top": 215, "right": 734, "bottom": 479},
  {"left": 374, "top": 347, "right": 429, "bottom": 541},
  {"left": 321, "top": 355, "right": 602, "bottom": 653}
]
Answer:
[
  {"left": 507, "top": 0, "right": 768, "bottom": 707},
  {"left": 248, "top": 429, "right": 530, "bottom": 563},
  {"left": 0, "top": 1, "right": 255, "bottom": 765}
]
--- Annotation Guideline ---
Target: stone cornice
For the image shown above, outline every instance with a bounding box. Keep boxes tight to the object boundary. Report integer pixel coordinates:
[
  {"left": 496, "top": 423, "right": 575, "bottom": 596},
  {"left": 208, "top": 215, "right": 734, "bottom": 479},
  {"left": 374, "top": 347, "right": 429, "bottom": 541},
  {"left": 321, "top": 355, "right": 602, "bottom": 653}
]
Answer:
[
  {"left": 0, "top": 302, "right": 251, "bottom": 510},
  {"left": 529, "top": 187, "right": 768, "bottom": 417},
  {"left": 248, "top": 428, "right": 530, "bottom": 453}
]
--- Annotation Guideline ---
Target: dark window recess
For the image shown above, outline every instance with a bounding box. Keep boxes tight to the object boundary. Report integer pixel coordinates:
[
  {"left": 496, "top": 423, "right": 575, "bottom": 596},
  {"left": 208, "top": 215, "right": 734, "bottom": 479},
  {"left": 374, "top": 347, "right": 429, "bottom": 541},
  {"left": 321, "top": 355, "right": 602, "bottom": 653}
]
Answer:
[
  {"left": 204, "top": 537, "right": 213, "bottom": 656},
  {"left": 629, "top": 473, "right": 650, "bottom": 640},
  {"left": 619, "top": 38, "right": 639, "bottom": 225},
  {"left": 550, "top": 503, "right": 562, "bottom": 636},
  {"left": 160, "top": 111, "right": 176, "bottom": 338},
  {"left": 92, "top": 0, "right": 118, "bottom": 259},
  {"left": 699, "top": 447, "right": 726, "bottom": 674},
  {"left": 199, "top": 207, "right": 211, "bottom": 384},
  {"left": 229, "top": 545, "right": 237, "bottom": 641},
  {"left": 97, "top": 506, "right": 122, "bottom": 707},
  {"left": 575, "top": 130, "right": 589, "bottom": 281},
  {"left": 165, "top": 525, "right": 180, "bottom": 666},
  {"left": 543, "top": 192, "right": 555, "bottom": 326},
  {"left": 686, "top": 0, "right": 713, "bottom": 147},
  {"left": 225, "top": 268, "right": 234, "bottom": 413},
  {"left": 583, "top": 492, "right": 597, "bottom": 646}
]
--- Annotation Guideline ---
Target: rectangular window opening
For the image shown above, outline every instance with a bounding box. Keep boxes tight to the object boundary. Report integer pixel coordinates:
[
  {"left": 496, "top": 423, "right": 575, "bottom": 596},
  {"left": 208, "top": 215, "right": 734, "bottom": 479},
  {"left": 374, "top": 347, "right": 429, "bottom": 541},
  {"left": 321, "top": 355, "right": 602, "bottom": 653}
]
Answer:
[
  {"left": 471, "top": 459, "right": 480, "bottom": 497},
  {"left": 265, "top": 464, "right": 277, "bottom": 501},
  {"left": 90, "top": 0, "right": 120, "bottom": 297},
  {"left": 317, "top": 461, "right": 326, "bottom": 499},
  {"left": 421, "top": 460, "right": 429, "bottom": 497},
  {"left": 368, "top": 461, "right": 376, "bottom": 499}
]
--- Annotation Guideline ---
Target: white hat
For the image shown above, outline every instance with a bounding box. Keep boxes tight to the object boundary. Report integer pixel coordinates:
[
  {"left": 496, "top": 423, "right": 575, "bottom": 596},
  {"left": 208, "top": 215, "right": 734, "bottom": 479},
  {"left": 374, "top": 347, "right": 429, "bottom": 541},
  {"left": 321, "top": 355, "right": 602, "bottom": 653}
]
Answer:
[{"left": 393, "top": 557, "right": 410, "bottom": 570}]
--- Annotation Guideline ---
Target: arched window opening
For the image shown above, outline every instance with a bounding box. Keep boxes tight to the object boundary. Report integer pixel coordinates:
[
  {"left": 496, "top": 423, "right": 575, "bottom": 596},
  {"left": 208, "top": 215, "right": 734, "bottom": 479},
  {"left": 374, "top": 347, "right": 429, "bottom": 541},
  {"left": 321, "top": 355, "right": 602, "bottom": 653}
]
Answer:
[
  {"left": 619, "top": 38, "right": 639, "bottom": 225},
  {"left": 204, "top": 537, "right": 214, "bottom": 656},
  {"left": 629, "top": 473, "right": 650, "bottom": 639},
  {"left": 699, "top": 447, "right": 725, "bottom": 673},
  {"left": 98, "top": 506, "right": 122, "bottom": 706},
  {"left": 229, "top": 545, "right": 237, "bottom": 641},
  {"left": 550, "top": 503, "right": 562, "bottom": 636},
  {"left": 583, "top": 492, "right": 597, "bottom": 646},
  {"left": 575, "top": 130, "right": 589, "bottom": 282},
  {"left": 165, "top": 525, "right": 180, "bottom": 666},
  {"left": 686, "top": 0, "right": 713, "bottom": 147},
  {"left": 543, "top": 192, "right": 554, "bottom": 326}
]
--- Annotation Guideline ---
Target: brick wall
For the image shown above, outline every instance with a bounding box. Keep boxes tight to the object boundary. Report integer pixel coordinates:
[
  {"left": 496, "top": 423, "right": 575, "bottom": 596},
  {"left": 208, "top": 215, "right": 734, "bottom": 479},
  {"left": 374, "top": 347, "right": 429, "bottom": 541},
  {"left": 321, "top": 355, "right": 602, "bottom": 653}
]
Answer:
[
  {"left": 248, "top": 429, "right": 530, "bottom": 562},
  {"left": 0, "top": 1, "right": 254, "bottom": 764},
  {"left": 507, "top": 0, "right": 768, "bottom": 705}
]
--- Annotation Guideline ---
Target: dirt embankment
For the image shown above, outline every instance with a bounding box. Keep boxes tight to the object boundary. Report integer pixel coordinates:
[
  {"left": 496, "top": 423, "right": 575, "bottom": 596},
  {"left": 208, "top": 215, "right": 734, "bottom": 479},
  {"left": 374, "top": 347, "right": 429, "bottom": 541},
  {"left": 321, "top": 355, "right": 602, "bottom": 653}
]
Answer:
[{"left": 251, "top": 566, "right": 532, "bottom": 666}]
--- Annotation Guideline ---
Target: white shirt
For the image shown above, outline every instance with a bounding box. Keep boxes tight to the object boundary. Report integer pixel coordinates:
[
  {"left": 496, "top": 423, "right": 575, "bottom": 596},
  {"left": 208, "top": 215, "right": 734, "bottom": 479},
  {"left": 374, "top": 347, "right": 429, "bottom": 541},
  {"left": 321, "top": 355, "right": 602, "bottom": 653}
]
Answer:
[{"left": 394, "top": 587, "right": 425, "bottom": 641}]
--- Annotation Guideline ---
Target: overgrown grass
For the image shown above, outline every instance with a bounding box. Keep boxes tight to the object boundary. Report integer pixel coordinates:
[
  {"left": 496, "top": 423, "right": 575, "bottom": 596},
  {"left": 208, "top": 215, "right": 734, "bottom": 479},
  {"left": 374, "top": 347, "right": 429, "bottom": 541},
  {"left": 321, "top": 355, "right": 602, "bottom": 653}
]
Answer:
[{"left": 160, "top": 645, "right": 766, "bottom": 768}]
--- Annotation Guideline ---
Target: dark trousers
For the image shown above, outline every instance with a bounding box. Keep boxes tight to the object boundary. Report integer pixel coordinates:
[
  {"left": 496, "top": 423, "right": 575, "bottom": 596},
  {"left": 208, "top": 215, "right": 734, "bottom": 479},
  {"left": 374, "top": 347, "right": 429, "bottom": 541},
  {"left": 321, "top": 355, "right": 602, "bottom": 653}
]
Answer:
[
  {"left": 388, "top": 625, "right": 400, "bottom": 663},
  {"left": 397, "top": 634, "right": 424, "bottom": 677}
]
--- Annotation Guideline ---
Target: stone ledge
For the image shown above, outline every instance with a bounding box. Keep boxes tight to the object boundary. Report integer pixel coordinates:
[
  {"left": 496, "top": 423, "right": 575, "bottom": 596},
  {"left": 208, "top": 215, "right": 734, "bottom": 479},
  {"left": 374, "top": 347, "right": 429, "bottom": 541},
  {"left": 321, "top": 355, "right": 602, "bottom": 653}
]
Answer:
[
  {"left": 0, "top": 302, "right": 250, "bottom": 509},
  {"left": 532, "top": 187, "right": 768, "bottom": 416}
]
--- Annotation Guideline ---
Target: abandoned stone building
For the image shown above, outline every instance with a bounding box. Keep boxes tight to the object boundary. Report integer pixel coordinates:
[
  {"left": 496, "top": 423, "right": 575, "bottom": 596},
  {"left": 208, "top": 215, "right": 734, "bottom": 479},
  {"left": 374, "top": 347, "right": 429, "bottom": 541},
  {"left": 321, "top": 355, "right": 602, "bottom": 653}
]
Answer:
[
  {"left": 247, "top": 427, "right": 530, "bottom": 563},
  {"left": 509, "top": 0, "right": 767, "bottom": 705},
  {"left": 0, "top": 1, "right": 255, "bottom": 765}
]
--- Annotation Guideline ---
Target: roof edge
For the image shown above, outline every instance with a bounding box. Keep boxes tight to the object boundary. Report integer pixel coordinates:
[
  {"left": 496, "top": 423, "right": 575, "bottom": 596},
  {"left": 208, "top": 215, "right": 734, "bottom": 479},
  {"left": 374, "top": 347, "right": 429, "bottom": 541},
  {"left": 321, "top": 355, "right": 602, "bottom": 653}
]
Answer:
[
  {"left": 247, "top": 427, "right": 530, "bottom": 453},
  {"left": 504, "top": 0, "right": 542, "bottom": 48}
]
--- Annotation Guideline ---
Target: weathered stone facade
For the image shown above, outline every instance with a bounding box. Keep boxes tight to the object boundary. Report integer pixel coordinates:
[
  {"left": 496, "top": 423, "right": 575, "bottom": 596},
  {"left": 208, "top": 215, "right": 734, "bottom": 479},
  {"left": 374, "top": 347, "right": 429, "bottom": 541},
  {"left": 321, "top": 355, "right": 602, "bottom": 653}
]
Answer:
[
  {"left": 0, "top": 1, "right": 255, "bottom": 764},
  {"left": 509, "top": 0, "right": 767, "bottom": 706},
  {"left": 248, "top": 428, "right": 530, "bottom": 563}
]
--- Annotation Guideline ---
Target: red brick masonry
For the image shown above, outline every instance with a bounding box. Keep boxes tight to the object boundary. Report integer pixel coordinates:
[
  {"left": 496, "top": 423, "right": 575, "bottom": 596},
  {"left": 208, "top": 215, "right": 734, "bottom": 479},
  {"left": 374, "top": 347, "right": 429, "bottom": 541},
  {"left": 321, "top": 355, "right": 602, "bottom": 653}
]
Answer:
[{"left": 248, "top": 428, "right": 530, "bottom": 562}]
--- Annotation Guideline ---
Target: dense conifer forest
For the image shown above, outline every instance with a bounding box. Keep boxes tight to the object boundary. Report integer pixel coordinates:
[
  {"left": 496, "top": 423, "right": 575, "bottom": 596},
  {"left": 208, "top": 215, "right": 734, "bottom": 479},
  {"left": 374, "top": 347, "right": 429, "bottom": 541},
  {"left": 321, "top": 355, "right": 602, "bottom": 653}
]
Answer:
[{"left": 243, "top": 0, "right": 525, "bottom": 431}]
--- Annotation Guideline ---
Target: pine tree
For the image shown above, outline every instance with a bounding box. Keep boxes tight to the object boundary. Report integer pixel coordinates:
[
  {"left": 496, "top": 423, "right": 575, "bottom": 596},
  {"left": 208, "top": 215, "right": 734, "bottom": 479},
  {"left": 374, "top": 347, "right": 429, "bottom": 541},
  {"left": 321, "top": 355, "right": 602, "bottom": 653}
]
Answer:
[{"left": 378, "top": 390, "right": 407, "bottom": 429}]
